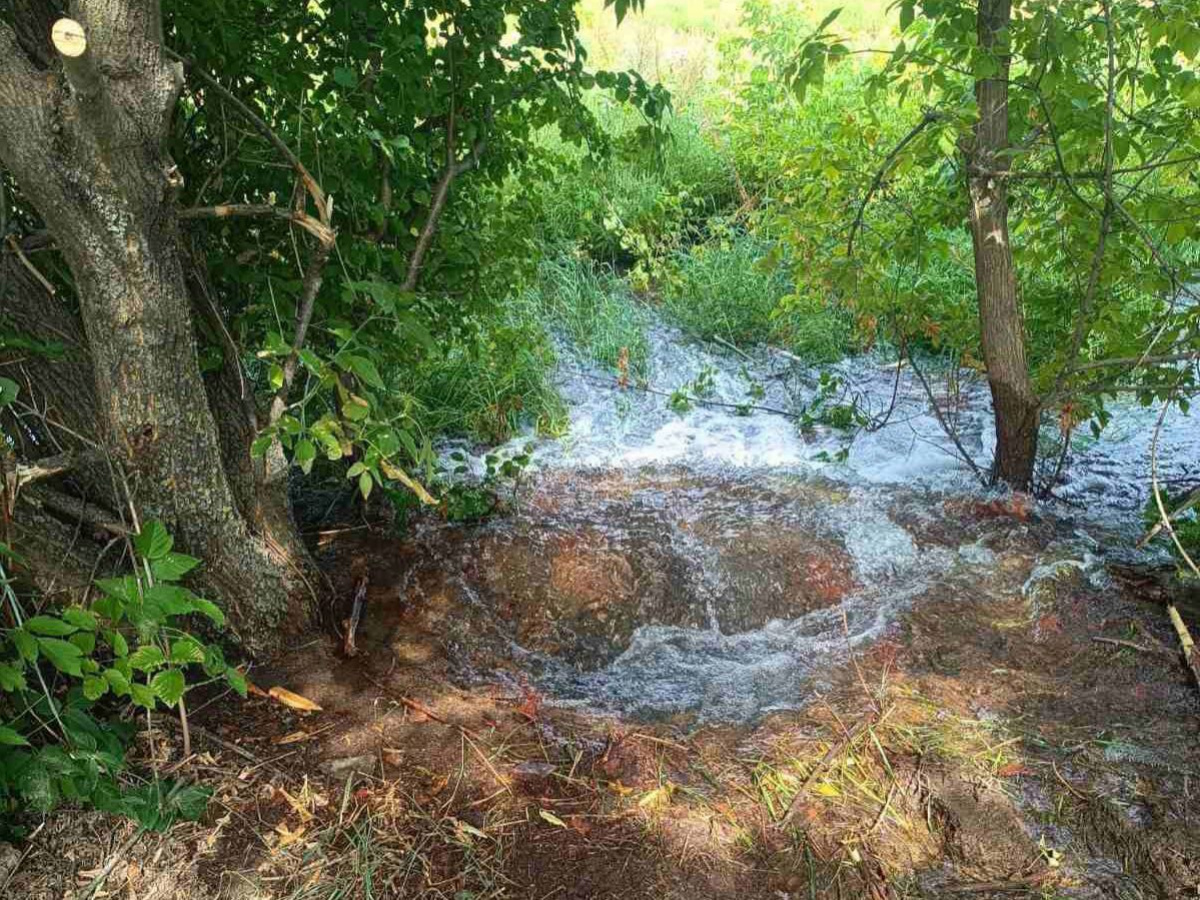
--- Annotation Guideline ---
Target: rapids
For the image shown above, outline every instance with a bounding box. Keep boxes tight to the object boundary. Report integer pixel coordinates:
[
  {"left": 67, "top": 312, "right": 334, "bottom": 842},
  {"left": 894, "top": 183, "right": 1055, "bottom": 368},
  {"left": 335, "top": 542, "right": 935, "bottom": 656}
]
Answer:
[{"left": 387, "top": 314, "right": 1197, "bottom": 723}]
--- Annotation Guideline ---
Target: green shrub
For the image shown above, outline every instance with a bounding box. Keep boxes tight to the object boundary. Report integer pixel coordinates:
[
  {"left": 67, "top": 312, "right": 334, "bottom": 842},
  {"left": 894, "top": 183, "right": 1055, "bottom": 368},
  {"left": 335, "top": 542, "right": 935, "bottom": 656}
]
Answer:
[
  {"left": 0, "top": 526, "right": 242, "bottom": 834},
  {"left": 532, "top": 99, "right": 738, "bottom": 264},
  {"left": 661, "top": 231, "right": 853, "bottom": 362},
  {"left": 407, "top": 314, "right": 567, "bottom": 445}
]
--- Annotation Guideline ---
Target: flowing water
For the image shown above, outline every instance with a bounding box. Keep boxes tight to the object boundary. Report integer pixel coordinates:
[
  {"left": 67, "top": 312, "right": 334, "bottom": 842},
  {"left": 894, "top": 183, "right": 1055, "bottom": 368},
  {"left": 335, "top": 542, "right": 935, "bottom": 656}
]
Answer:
[{"left": 382, "top": 314, "right": 1199, "bottom": 723}]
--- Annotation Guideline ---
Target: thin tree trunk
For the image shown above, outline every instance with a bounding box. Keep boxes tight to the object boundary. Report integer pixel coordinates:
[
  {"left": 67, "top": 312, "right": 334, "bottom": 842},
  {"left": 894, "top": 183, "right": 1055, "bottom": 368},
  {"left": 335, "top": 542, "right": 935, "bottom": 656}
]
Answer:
[
  {"left": 0, "top": 4, "right": 313, "bottom": 654},
  {"left": 965, "top": 0, "right": 1040, "bottom": 490}
]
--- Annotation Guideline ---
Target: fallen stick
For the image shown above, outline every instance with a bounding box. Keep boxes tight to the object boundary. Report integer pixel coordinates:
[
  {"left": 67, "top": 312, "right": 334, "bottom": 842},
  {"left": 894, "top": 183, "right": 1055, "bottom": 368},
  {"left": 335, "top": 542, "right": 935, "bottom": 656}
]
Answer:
[
  {"left": 778, "top": 705, "right": 892, "bottom": 828},
  {"left": 74, "top": 825, "right": 147, "bottom": 900},
  {"left": 1090, "top": 636, "right": 1175, "bottom": 657},
  {"left": 1167, "top": 604, "right": 1200, "bottom": 690},
  {"left": 343, "top": 574, "right": 368, "bottom": 657}
]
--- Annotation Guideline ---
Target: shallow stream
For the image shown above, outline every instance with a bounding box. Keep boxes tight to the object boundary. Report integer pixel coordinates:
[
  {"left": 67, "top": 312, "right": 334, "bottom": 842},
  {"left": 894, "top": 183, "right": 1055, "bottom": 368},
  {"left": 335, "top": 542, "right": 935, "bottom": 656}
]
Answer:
[{"left": 384, "top": 316, "right": 1198, "bottom": 722}]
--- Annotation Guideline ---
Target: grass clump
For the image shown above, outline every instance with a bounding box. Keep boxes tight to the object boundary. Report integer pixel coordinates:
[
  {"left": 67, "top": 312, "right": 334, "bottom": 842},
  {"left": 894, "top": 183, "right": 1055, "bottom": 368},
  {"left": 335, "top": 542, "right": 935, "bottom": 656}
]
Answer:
[
  {"left": 521, "top": 255, "right": 651, "bottom": 381},
  {"left": 409, "top": 313, "right": 567, "bottom": 445},
  {"left": 661, "top": 231, "right": 853, "bottom": 362}
]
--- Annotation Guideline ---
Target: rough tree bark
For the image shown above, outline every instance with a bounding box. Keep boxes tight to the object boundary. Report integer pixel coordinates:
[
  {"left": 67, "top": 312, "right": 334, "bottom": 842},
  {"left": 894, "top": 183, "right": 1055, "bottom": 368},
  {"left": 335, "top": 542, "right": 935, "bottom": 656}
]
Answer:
[
  {"left": 0, "top": 3, "right": 313, "bottom": 654},
  {"left": 965, "top": 0, "right": 1041, "bottom": 490}
]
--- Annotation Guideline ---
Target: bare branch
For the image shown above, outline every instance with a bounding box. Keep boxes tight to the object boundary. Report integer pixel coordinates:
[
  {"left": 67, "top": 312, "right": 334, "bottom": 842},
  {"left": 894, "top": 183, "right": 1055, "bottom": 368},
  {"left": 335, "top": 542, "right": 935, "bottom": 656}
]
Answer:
[
  {"left": 908, "top": 354, "right": 987, "bottom": 484},
  {"left": 402, "top": 136, "right": 486, "bottom": 293},
  {"left": 267, "top": 241, "right": 334, "bottom": 426}
]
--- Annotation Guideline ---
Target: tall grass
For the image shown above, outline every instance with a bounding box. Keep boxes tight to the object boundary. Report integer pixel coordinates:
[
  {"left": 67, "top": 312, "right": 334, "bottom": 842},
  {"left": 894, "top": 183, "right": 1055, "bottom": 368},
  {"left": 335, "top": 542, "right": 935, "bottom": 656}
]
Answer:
[
  {"left": 407, "top": 311, "right": 567, "bottom": 445},
  {"left": 519, "top": 255, "right": 651, "bottom": 380},
  {"left": 662, "top": 231, "right": 853, "bottom": 361}
]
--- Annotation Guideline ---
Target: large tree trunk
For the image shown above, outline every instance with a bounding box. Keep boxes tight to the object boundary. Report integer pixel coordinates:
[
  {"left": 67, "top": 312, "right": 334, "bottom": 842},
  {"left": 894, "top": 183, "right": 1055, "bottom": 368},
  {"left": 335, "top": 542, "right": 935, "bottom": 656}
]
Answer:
[
  {"left": 0, "top": 4, "right": 313, "bottom": 654},
  {"left": 965, "top": 0, "right": 1040, "bottom": 490}
]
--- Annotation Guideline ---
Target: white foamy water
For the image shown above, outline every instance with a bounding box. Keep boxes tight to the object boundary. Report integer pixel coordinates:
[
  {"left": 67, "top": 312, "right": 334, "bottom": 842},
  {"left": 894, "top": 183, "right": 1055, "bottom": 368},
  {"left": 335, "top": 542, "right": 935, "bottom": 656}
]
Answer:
[{"left": 423, "top": 309, "right": 1198, "bottom": 721}]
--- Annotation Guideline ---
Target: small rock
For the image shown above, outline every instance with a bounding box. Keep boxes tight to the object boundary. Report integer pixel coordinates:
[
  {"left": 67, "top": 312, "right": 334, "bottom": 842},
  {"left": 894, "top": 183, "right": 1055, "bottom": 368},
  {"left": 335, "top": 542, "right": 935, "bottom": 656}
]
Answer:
[{"left": 325, "top": 754, "right": 376, "bottom": 779}]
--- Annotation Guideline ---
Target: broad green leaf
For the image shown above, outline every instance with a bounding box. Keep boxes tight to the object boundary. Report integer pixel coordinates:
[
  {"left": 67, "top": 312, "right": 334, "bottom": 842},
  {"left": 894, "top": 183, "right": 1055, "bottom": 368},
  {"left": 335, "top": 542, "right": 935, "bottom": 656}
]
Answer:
[
  {"left": 105, "top": 630, "right": 129, "bottom": 658},
  {"left": 104, "top": 668, "right": 131, "bottom": 697},
  {"left": 251, "top": 434, "right": 274, "bottom": 459},
  {"left": 83, "top": 675, "right": 110, "bottom": 701},
  {"left": 347, "top": 355, "right": 385, "bottom": 389},
  {"left": 0, "top": 725, "right": 29, "bottom": 746},
  {"left": 133, "top": 521, "right": 173, "bottom": 560},
  {"left": 130, "top": 682, "right": 156, "bottom": 710},
  {"left": 128, "top": 645, "right": 166, "bottom": 672},
  {"left": 294, "top": 439, "right": 316, "bottom": 475},
  {"left": 36, "top": 637, "right": 83, "bottom": 677},
  {"left": 169, "top": 638, "right": 206, "bottom": 665},
  {"left": 62, "top": 607, "right": 98, "bottom": 631},
  {"left": 0, "top": 663, "right": 27, "bottom": 691},
  {"left": 190, "top": 597, "right": 226, "bottom": 627},
  {"left": 0, "top": 377, "right": 18, "bottom": 407},
  {"left": 70, "top": 631, "right": 96, "bottom": 655},
  {"left": 24, "top": 615, "right": 78, "bottom": 637},
  {"left": 150, "top": 669, "right": 186, "bottom": 707},
  {"left": 151, "top": 553, "right": 202, "bottom": 582},
  {"left": 12, "top": 630, "right": 37, "bottom": 663},
  {"left": 225, "top": 667, "right": 248, "bottom": 698},
  {"left": 144, "top": 585, "right": 197, "bottom": 618}
]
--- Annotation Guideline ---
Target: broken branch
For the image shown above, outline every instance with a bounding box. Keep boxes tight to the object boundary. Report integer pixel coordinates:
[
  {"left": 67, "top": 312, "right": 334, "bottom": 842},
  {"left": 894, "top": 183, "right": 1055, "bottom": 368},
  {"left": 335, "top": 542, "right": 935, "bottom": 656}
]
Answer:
[{"left": 180, "top": 204, "right": 335, "bottom": 246}]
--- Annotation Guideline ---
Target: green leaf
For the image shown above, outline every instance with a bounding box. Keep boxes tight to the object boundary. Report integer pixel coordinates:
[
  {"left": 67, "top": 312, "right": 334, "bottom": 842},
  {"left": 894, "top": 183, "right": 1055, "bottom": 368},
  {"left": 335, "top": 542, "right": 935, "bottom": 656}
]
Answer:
[
  {"left": 169, "top": 638, "right": 206, "bottom": 665},
  {"left": 104, "top": 667, "right": 131, "bottom": 697},
  {"left": 294, "top": 439, "right": 317, "bottom": 475},
  {"left": 0, "top": 725, "right": 29, "bottom": 746},
  {"left": 0, "top": 377, "right": 18, "bottom": 407},
  {"left": 0, "top": 663, "right": 27, "bottom": 691},
  {"left": 174, "top": 784, "right": 213, "bottom": 822},
  {"left": 225, "top": 667, "right": 248, "bottom": 698},
  {"left": 62, "top": 607, "right": 98, "bottom": 631},
  {"left": 133, "top": 521, "right": 173, "bottom": 560},
  {"left": 128, "top": 645, "right": 166, "bottom": 672},
  {"left": 347, "top": 355, "right": 385, "bottom": 389},
  {"left": 359, "top": 470, "right": 374, "bottom": 500},
  {"left": 36, "top": 637, "right": 83, "bottom": 677},
  {"left": 70, "top": 631, "right": 96, "bottom": 655},
  {"left": 144, "top": 585, "right": 197, "bottom": 618},
  {"left": 24, "top": 615, "right": 78, "bottom": 637},
  {"left": 150, "top": 669, "right": 186, "bottom": 707},
  {"left": 105, "top": 630, "right": 129, "bottom": 658},
  {"left": 13, "top": 630, "right": 37, "bottom": 663},
  {"left": 202, "top": 644, "right": 227, "bottom": 677},
  {"left": 95, "top": 576, "right": 139, "bottom": 620},
  {"left": 83, "top": 675, "right": 110, "bottom": 701},
  {"left": 130, "top": 682, "right": 156, "bottom": 710},
  {"left": 251, "top": 434, "right": 274, "bottom": 459},
  {"left": 190, "top": 597, "right": 226, "bottom": 627},
  {"left": 151, "top": 553, "right": 202, "bottom": 582}
]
